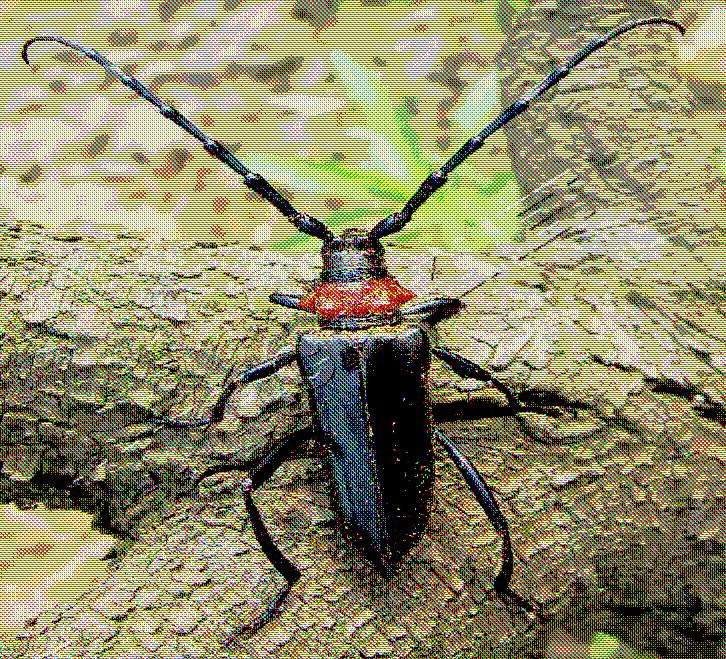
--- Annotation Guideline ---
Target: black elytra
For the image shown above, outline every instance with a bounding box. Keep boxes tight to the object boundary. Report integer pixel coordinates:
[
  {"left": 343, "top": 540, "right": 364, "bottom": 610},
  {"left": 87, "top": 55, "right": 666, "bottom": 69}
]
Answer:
[{"left": 22, "top": 16, "right": 684, "bottom": 641}]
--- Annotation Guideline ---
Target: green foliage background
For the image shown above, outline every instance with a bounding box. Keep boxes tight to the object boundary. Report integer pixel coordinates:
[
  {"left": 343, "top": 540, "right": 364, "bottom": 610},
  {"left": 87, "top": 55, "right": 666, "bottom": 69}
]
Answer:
[{"left": 1, "top": 1, "right": 721, "bottom": 251}]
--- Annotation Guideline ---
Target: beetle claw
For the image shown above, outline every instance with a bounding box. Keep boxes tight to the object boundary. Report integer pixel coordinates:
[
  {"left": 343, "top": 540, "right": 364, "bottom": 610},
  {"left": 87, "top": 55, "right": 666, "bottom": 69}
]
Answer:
[
  {"left": 495, "top": 585, "right": 541, "bottom": 619},
  {"left": 224, "top": 580, "right": 296, "bottom": 645}
]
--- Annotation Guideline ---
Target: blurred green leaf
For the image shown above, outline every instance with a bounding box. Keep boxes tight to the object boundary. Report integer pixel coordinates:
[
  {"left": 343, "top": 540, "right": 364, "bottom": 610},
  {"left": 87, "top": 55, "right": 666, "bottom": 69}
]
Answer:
[
  {"left": 508, "top": 0, "right": 530, "bottom": 11},
  {"left": 328, "top": 49, "right": 425, "bottom": 178},
  {"left": 469, "top": 170, "right": 517, "bottom": 197},
  {"left": 587, "top": 632, "right": 659, "bottom": 659},
  {"left": 589, "top": 633, "right": 622, "bottom": 659},
  {"left": 677, "top": 4, "right": 726, "bottom": 62},
  {"left": 263, "top": 47, "right": 524, "bottom": 251},
  {"left": 394, "top": 100, "right": 423, "bottom": 167},
  {"left": 328, "top": 49, "right": 379, "bottom": 107},
  {"left": 451, "top": 68, "right": 500, "bottom": 133},
  {"left": 344, "top": 127, "right": 414, "bottom": 181},
  {"left": 246, "top": 154, "right": 411, "bottom": 200}
]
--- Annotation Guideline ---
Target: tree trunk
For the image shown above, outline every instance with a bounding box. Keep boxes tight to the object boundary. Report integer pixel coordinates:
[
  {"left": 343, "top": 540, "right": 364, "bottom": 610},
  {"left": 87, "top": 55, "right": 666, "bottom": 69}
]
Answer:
[{"left": 5, "top": 2, "right": 726, "bottom": 658}]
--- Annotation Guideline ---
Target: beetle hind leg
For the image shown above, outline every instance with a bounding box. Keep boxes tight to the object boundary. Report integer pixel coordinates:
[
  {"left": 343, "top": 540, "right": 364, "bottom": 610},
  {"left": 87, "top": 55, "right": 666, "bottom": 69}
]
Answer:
[
  {"left": 435, "top": 429, "right": 540, "bottom": 617},
  {"left": 219, "top": 431, "right": 305, "bottom": 645},
  {"left": 227, "top": 482, "right": 301, "bottom": 643}
]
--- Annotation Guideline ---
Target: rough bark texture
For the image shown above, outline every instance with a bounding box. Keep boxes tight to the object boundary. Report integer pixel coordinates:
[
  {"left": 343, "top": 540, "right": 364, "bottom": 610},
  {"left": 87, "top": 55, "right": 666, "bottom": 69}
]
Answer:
[{"left": 3, "top": 1, "right": 726, "bottom": 658}]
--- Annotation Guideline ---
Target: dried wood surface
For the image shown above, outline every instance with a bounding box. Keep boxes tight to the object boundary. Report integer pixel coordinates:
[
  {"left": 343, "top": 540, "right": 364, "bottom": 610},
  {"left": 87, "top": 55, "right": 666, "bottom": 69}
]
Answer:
[{"left": 4, "top": 2, "right": 726, "bottom": 657}]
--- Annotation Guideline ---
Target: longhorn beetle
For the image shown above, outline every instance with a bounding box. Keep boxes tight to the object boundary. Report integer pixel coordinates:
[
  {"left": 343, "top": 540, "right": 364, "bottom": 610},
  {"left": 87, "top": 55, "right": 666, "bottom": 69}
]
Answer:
[{"left": 24, "top": 16, "right": 685, "bottom": 640}]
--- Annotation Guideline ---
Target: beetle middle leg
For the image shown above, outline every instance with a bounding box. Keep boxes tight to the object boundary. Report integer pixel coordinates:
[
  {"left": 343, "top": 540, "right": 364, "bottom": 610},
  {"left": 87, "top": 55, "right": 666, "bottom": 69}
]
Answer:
[
  {"left": 147, "top": 348, "right": 298, "bottom": 430},
  {"left": 432, "top": 345, "right": 525, "bottom": 411},
  {"left": 145, "top": 348, "right": 304, "bottom": 639},
  {"left": 432, "top": 344, "right": 558, "bottom": 417},
  {"left": 434, "top": 429, "right": 539, "bottom": 616}
]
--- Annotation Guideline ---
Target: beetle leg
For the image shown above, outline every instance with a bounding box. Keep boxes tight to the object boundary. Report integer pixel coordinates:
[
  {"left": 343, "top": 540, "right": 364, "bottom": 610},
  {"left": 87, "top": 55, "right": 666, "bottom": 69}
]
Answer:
[
  {"left": 269, "top": 292, "right": 306, "bottom": 312},
  {"left": 401, "top": 297, "right": 463, "bottom": 324},
  {"left": 432, "top": 346, "right": 524, "bottom": 411},
  {"left": 148, "top": 348, "right": 298, "bottom": 429},
  {"left": 434, "top": 429, "right": 540, "bottom": 616},
  {"left": 195, "top": 427, "right": 313, "bottom": 486},
  {"left": 219, "top": 431, "right": 304, "bottom": 644}
]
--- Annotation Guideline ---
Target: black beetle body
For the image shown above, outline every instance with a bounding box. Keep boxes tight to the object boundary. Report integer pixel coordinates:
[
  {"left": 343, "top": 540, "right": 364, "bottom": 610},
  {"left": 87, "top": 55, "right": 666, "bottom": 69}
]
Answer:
[
  {"left": 298, "top": 324, "right": 434, "bottom": 573},
  {"left": 21, "top": 16, "right": 685, "bottom": 641}
]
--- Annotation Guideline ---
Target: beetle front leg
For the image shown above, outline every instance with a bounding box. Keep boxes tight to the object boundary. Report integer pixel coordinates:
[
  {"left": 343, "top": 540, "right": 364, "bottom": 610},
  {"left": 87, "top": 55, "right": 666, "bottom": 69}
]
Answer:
[
  {"left": 269, "top": 292, "right": 305, "bottom": 312},
  {"left": 434, "top": 429, "right": 539, "bottom": 616},
  {"left": 401, "top": 297, "right": 463, "bottom": 324},
  {"left": 149, "top": 348, "right": 298, "bottom": 429}
]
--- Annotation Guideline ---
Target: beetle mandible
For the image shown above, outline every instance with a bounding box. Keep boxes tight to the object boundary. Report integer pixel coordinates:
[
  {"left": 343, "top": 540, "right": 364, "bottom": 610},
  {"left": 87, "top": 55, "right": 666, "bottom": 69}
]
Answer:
[{"left": 23, "top": 16, "right": 685, "bottom": 639}]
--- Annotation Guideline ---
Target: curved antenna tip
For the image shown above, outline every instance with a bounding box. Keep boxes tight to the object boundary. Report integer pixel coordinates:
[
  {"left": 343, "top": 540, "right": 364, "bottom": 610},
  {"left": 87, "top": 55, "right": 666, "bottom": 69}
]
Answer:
[
  {"left": 636, "top": 17, "right": 685, "bottom": 36},
  {"left": 659, "top": 18, "right": 686, "bottom": 36},
  {"left": 21, "top": 36, "right": 78, "bottom": 68},
  {"left": 21, "top": 36, "right": 51, "bottom": 67},
  {"left": 21, "top": 41, "right": 33, "bottom": 66}
]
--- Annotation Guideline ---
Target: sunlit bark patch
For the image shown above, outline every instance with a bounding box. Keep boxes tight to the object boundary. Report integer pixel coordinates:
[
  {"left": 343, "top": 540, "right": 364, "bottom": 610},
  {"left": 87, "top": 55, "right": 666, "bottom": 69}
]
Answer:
[{"left": 0, "top": 504, "right": 114, "bottom": 637}]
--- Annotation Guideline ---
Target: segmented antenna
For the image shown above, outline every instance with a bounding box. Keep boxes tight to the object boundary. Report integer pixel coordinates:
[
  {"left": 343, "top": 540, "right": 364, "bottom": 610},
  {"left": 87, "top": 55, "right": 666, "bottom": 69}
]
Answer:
[
  {"left": 369, "top": 17, "right": 685, "bottom": 240},
  {"left": 22, "top": 36, "right": 333, "bottom": 241}
]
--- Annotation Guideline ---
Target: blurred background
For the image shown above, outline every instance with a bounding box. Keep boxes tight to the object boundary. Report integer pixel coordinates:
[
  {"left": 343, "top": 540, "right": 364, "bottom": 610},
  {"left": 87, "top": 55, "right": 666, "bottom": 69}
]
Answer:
[
  {"left": 0, "top": 1, "right": 721, "bottom": 251},
  {"left": 0, "top": 0, "right": 724, "bottom": 649},
  {"left": 0, "top": 0, "right": 573, "bottom": 252}
]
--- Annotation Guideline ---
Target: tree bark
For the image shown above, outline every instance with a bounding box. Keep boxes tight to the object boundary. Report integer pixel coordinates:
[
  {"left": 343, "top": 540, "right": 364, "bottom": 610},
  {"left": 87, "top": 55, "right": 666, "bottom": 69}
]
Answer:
[{"left": 5, "top": 2, "right": 726, "bottom": 658}]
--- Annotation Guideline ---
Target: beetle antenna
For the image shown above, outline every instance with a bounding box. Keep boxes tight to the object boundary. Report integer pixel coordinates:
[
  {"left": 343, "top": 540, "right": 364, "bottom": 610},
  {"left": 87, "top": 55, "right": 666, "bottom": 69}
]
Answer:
[
  {"left": 369, "top": 16, "right": 685, "bottom": 240},
  {"left": 21, "top": 36, "right": 332, "bottom": 241}
]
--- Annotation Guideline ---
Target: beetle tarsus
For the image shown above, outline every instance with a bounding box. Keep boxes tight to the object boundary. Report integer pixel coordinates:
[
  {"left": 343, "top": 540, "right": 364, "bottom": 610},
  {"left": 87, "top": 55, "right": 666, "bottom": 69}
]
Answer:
[
  {"left": 494, "top": 530, "right": 541, "bottom": 616},
  {"left": 146, "top": 350, "right": 297, "bottom": 432},
  {"left": 496, "top": 582, "right": 542, "bottom": 618},
  {"left": 226, "top": 576, "right": 297, "bottom": 645}
]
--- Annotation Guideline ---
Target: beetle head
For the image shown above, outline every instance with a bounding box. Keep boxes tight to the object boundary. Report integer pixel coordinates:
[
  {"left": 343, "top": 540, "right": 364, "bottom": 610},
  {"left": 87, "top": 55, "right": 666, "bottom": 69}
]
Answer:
[{"left": 320, "top": 228, "right": 387, "bottom": 283}]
